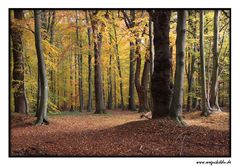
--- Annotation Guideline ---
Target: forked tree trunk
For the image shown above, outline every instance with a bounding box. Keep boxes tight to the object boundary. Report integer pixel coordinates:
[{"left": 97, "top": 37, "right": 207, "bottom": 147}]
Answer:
[
  {"left": 34, "top": 10, "right": 49, "bottom": 125},
  {"left": 11, "top": 10, "right": 28, "bottom": 114},
  {"left": 210, "top": 10, "right": 221, "bottom": 111},
  {"left": 199, "top": 10, "right": 211, "bottom": 116},
  {"left": 151, "top": 10, "right": 172, "bottom": 119},
  {"left": 169, "top": 10, "right": 187, "bottom": 126}
]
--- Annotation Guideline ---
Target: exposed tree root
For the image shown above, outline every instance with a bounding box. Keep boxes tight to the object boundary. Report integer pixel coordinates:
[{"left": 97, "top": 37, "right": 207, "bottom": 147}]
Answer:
[{"left": 171, "top": 116, "right": 187, "bottom": 127}]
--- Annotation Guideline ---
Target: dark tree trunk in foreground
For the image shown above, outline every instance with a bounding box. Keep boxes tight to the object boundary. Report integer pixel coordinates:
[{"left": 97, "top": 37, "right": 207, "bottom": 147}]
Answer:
[
  {"left": 85, "top": 11, "right": 93, "bottom": 112},
  {"left": 169, "top": 10, "right": 187, "bottom": 126},
  {"left": 151, "top": 11, "right": 172, "bottom": 119},
  {"left": 90, "top": 11, "right": 105, "bottom": 114},
  {"left": 11, "top": 10, "right": 28, "bottom": 114},
  {"left": 199, "top": 10, "right": 211, "bottom": 116},
  {"left": 34, "top": 10, "right": 49, "bottom": 125},
  {"left": 210, "top": 10, "right": 221, "bottom": 111}
]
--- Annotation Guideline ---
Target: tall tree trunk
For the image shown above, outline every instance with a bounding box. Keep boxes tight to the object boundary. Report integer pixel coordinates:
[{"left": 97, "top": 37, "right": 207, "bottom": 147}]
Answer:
[
  {"left": 90, "top": 11, "right": 105, "bottom": 114},
  {"left": 151, "top": 10, "right": 172, "bottom": 119},
  {"left": 107, "top": 33, "right": 113, "bottom": 110},
  {"left": 134, "top": 36, "right": 143, "bottom": 111},
  {"left": 135, "top": 34, "right": 150, "bottom": 112},
  {"left": 34, "top": 10, "right": 49, "bottom": 125},
  {"left": 11, "top": 10, "right": 28, "bottom": 114},
  {"left": 128, "top": 41, "right": 136, "bottom": 111},
  {"left": 76, "top": 10, "right": 84, "bottom": 112},
  {"left": 112, "top": 14, "right": 125, "bottom": 110},
  {"left": 210, "top": 10, "right": 221, "bottom": 111},
  {"left": 85, "top": 11, "right": 92, "bottom": 112},
  {"left": 169, "top": 10, "right": 187, "bottom": 126},
  {"left": 199, "top": 10, "right": 211, "bottom": 116},
  {"left": 50, "top": 11, "right": 56, "bottom": 105},
  {"left": 186, "top": 11, "right": 197, "bottom": 112}
]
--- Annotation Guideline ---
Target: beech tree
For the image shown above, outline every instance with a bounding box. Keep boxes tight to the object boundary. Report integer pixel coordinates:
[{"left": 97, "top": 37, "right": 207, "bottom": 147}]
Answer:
[
  {"left": 11, "top": 10, "right": 29, "bottom": 114},
  {"left": 169, "top": 10, "right": 187, "bottom": 125},
  {"left": 151, "top": 10, "right": 172, "bottom": 118},
  {"left": 34, "top": 10, "right": 49, "bottom": 125},
  {"left": 89, "top": 11, "right": 105, "bottom": 114},
  {"left": 209, "top": 10, "right": 221, "bottom": 111},
  {"left": 199, "top": 10, "right": 211, "bottom": 116}
]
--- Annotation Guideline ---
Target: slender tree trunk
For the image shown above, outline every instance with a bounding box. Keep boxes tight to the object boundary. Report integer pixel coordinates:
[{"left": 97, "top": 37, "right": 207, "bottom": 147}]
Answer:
[
  {"left": 128, "top": 41, "right": 136, "bottom": 111},
  {"left": 200, "top": 10, "right": 211, "bottom": 116},
  {"left": 76, "top": 11, "right": 84, "bottom": 112},
  {"left": 85, "top": 11, "right": 93, "bottom": 112},
  {"left": 112, "top": 15, "right": 125, "bottom": 110},
  {"left": 90, "top": 11, "right": 105, "bottom": 114},
  {"left": 151, "top": 10, "right": 172, "bottom": 119},
  {"left": 11, "top": 10, "right": 28, "bottom": 114},
  {"left": 210, "top": 10, "right": 221, "bottom": 111},
  {"left": 107, "top": 33, "right": 113, "bottom": 110},
  {"left": 34, "top": 10, "right": 49, "bottom": 125},
  {"left": 169, "top": 10, "right": 187, "bottom": 126}
]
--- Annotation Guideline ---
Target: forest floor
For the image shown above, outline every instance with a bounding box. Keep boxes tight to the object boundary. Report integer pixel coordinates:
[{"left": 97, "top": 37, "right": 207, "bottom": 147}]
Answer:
[{"left": 10, "top": 109, "right": 230, "bottom": 156}]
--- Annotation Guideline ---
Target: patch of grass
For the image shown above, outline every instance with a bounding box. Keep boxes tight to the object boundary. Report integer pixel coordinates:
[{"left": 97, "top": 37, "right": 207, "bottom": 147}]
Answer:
[{"left": 49, "top": 111, "right": 82, "bottom": 116}]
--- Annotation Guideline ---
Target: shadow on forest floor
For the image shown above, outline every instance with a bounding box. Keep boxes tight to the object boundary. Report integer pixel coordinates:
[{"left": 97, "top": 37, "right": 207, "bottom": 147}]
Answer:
[{"left": 10, "top": 110, "right": 230, "bottom": 156}]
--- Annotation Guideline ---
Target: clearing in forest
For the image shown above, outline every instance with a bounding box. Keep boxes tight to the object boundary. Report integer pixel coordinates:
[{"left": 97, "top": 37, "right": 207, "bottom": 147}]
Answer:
[{"left": 10, "top": 110, "right": 230, "bottom": 156}]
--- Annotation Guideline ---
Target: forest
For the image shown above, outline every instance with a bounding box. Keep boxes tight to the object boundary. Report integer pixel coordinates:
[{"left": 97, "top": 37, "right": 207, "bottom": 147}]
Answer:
[{"left": 10, "top": 9, "right": 230, "bottom": 156}]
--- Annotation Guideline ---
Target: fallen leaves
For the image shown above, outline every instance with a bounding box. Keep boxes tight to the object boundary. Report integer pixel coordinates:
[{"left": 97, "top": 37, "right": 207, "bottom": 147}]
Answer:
[{"left": 10, "top": 110, "right": 230, "bottom": 156}]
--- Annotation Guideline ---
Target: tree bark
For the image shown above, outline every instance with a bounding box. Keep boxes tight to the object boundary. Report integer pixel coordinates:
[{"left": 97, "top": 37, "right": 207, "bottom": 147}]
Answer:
[
  {"left": 151, "top": 10, "right": 172, "bottom": 119},
  {"left": 209, "top": 10, "right": 221, "bottom": 111},
  {"left": 90, "top": 11, "right": 105, "bottom": 114},
  {"left": 34, "top": 10, "right": 49, "bottom": 125},
  {"left": 199, "top": 10, "right": 211, "bottom": 116},
  {"left": 112, "top": 14, "right": 125, "bottom": 110},
  {"left": 76, "top": 10, "right": 84, "bottom": 112},
  {"left": 169, "top": 10, "right": 187, "bottom": 126},
  {"left": 11, "top": 10, "right": 28, "bottom": 114},
  {"left": 85, "top": 11, "right": 93, "bottom": 112},
  {"left": 123, "top": 10, "right": 136, "bottom": 111}
]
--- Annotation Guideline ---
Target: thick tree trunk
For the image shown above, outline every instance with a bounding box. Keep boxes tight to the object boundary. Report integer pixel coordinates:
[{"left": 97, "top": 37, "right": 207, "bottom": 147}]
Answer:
[
  {"left": 34, "top": 10, "right": 49, "bottom": 125},
  {"left": 11, "top": 10, "right": 28, "bottom": 114},
  {"left": 151, "top": 10, "right": 172, "bottom": 119},
  {"left": 90, "top": 11, "right": 105, "bottom": 114},
  {"left": 210, "top": 10, "right": 221, "bottom": 111},
  {"left": 169, "top": 10, "right": 187, "bottom": 126},
  {"left": 199, "top": 10, "right": 211, "bottom": 116}
]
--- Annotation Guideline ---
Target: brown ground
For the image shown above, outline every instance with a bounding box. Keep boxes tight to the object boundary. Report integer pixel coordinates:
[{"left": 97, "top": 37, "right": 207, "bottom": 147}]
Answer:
[{"left": 10, "top": 110, "right": 230, "bottom": 156}]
